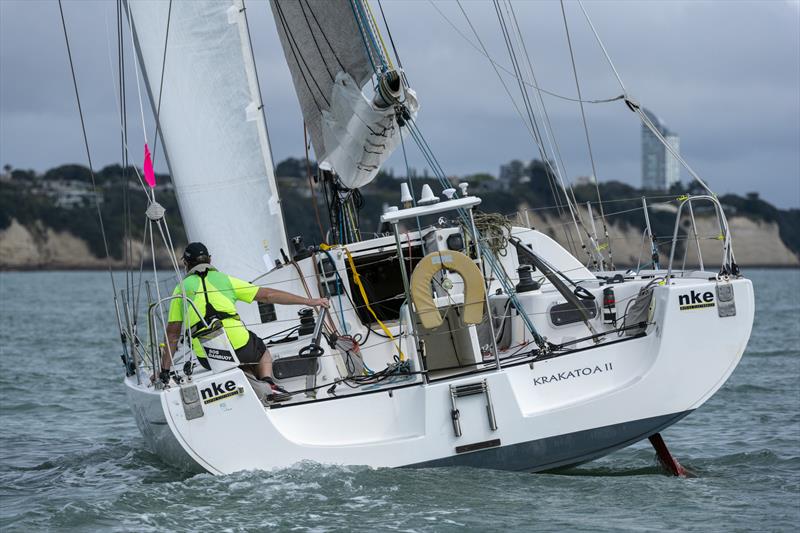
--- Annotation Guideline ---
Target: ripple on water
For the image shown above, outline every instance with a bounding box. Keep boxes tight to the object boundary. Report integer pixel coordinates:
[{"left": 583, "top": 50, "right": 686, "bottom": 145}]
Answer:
[{"left": 0, "top": 269, "right": 798, "bottom": 532}]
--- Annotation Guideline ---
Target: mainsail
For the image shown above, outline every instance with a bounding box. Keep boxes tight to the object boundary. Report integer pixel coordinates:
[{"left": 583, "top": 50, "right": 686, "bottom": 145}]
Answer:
[
  {"left": 271, "top": 0, "right": 418, "bottom": 189},
  {"left": 126, "top": 0, "right": 287, "bottom": 281}
]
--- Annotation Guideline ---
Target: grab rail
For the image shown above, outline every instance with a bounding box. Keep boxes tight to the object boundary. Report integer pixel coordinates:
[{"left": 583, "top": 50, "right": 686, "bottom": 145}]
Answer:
[
  {"left": 146, "top": 295, "right": 208, "bottom": 378},
  {"left": 666, "top": 195, "right": 735, "bottom": 281}
]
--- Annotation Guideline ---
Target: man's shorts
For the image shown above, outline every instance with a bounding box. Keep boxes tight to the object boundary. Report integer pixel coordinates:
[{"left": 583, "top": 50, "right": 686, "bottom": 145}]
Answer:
[{"left": 235, "top": 330, "right": 266, "bottom": 365}]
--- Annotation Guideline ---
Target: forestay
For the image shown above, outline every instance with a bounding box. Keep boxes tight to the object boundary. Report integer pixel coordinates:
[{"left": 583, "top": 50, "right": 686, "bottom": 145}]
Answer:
[
  {"left": 270, "top": 0, "right": 418, "bottom": 189},
  {"left": 126, "top": 0, "right": 287, "bottom": 282}
]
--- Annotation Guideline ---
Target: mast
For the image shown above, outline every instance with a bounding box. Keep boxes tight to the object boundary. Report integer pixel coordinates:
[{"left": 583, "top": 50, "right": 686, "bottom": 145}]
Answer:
[{"left": 125, "top": 0, "right": 288, "bottom": 281}]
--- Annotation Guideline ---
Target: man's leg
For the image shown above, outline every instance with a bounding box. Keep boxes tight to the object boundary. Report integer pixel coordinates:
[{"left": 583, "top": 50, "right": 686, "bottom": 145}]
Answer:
[{"left": 257, "top": 348, "right": 273, "bottom": 380}]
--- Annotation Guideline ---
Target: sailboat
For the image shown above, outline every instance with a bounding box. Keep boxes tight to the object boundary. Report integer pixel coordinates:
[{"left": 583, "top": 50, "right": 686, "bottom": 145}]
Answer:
[{"left": 79, "top": 0, "right": 755, "bottom": 475}]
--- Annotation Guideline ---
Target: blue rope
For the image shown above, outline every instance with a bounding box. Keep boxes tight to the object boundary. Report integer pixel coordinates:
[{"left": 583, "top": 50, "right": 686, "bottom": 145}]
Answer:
[{"left": 348, "top": 0, "right": 383, "bottom": 74}]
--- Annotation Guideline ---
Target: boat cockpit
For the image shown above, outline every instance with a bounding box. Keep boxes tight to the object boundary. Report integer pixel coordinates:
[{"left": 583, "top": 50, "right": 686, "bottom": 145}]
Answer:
[{"left": 136, "top": 192, "right": 739, "bottom": 408}]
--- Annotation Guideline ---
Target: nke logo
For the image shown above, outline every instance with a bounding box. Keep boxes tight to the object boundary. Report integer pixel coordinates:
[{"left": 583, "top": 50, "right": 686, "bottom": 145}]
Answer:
[
  {"left": 678, "top": 290, "right": 715, "bottom": 310},
  {"left": 201, "top": 380, "right": 242, "bottom": 404}
]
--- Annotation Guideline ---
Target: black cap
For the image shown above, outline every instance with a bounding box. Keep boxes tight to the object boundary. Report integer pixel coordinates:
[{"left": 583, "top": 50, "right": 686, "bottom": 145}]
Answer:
[{"left": 183, "top": 242, "right": 210, "bottom": 262}]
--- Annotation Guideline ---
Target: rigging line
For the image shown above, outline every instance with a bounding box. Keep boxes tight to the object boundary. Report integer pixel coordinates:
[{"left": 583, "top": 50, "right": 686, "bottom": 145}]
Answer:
[
  {"left": 150, "top": 0, "right": 172, "bottom": 169},
  {"left": 505, "top": 1, "right": 581, "bottom": 243},
  {"left": 133, "top": 216, "right": 149, "bottom": 326},
  {"left": 363, "top": 0, "right": 393, "bottom": 70},
  {"left": 576, "top": 0, "right": 628, "bottom": 96},
  {"left": 118, "top": 4, "right": 132, "bottom": 303},
  {"left": 302, "top": 0, "right": 346, "bottom": 73},
  {"left": 125, "top": 0, "right": 148, "bottom": 143},
  {"left": 493, "top": 0, "right": 586, "bottom": 260},
  {"left": 493, "top": 0, "right": 540, "bottom": 152},
  {"left": 454, "top": 1, "right": 537, "bottom": 145},
  {"left": 575, "top": 0, "right": 713, "bottom": 197},
  {"left": 153, "top": 220, "right": 191, "bottom": 365},
  {"left": 376, "top": 0, "right": 405, "bottom": 73},
  {"left": 148, "top": 219, "right": 172, "bottom": 371},
  {"left": 398, "top": 127, "right": 425, "bottom": 236},
  {"left": 403, "top": 117, "right": 545, "bottom": 346},
  {"left": 154, "top": 219, "right": 183, "bottom": 279},
  {"left": 297, "top": 0, "right": 335, "bottom": 81},
  {"left": 426, "top": 0, "right": 624, "bottom": 105},
  {"left": 117, "top": 1, "right": 134, "bottom": 305},
  {"left": 274, "top": 0, "right": 329, "bottom": 110},
  {"left": 348, "top": 0, "right": 380, "bottom": 75},
  {"left": 357, "top": 0, "right": 390, "bottom": 72},
  {"left": 108, "top": 3, "right": 130, "bottom": 297},
  {"left": 637, "top": 108, "right": 714, "bottom": 196},
  {"left": 456, "top": 0, "right": 587, "bottom": 257},
  {"left": 494, "top": 0, "right": 568, "bottom": 228},
  {"left": 559, "top": 0, "right": 614, "bottom": 270},
  {"left": 103, "top": 9, "right": 149, "bottom": 196},
  {"left": 58, "top": 0, "right": 121, "bottom": 305}
]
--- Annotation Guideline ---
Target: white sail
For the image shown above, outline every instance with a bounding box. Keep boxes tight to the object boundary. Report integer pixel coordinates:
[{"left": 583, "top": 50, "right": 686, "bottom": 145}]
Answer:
[
  {"left": 126, "top": 0, "right": 287, "bottom": 281},
  {"left": 270, "top": 0, "right": 418, "bottom": 189}
]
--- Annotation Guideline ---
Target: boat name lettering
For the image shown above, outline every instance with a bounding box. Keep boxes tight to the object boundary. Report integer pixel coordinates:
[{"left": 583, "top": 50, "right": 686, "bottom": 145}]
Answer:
[
  {"left": 533, "top": 362, "right": 613, "bottom": 386},
  {"left": 678, "top": 290, "right": 715, "bottom": 311},
  {"left": 201, "top": 380, "right": 243, "bottom": 404}
]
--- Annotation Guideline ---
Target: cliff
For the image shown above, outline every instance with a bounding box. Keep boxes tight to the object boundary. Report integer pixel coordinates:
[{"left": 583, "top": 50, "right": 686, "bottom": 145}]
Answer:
[
  {"left": 523, "top": 210, "right": 799, "bottom": 268},
  {"left": 1, "top": 161, "right": 797, "bottom": 270},
  {"left": 0, "top": 219, "right": 177, "bottom": 270},
  {"left": 2, "top": 212, "right": 796, "bottom": 270}
]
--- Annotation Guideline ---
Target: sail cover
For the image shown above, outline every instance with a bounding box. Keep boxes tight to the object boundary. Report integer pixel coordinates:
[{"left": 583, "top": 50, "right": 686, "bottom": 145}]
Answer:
[
  {"left": 271, "top": 0, "right": 418, "bottom": 189},
  {"left": 126, "top": 0, "right": 287, "bottom": 283}
]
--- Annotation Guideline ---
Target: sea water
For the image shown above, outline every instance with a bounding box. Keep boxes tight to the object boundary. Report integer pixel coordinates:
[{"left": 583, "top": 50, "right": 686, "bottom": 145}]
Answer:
[{"left": 1, "top": 269, "right": 798, "bottom": 531}]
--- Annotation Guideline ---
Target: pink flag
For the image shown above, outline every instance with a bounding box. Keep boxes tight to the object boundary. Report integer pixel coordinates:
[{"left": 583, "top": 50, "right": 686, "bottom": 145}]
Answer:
[{"left": 143, "top": 143, "right": 156, "bottom": 188}]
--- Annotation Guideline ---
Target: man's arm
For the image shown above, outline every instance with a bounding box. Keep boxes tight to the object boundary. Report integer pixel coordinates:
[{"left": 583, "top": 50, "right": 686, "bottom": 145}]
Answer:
[
  {"left": 254, "top": 287, "right": 329, "bottom": 308},
  {"left": 161, "top": 321, "right": 182, "bottom": 371}
]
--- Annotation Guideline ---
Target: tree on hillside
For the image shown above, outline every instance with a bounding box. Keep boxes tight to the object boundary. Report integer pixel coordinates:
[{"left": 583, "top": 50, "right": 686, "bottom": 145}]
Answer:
[
  {"left": 275, "top": 157, "right": 312, "bottom": 178},
  {"left": 43, "top": 164, "right": 93, "bottom": 183}
]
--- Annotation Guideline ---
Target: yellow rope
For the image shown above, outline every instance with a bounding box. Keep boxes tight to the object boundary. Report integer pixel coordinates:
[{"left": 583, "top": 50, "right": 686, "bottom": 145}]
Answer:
[
  {"left": 364, "top": 0, "right": 394, "bottom": 70},
  {"left": 344, "top": 247, "right": 405, "bottom": 360}
]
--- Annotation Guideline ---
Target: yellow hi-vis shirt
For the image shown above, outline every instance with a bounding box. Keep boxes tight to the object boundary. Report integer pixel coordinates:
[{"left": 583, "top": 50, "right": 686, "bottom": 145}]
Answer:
[{"left": 168, "top": 266, "right": 259, "bottom": 357}]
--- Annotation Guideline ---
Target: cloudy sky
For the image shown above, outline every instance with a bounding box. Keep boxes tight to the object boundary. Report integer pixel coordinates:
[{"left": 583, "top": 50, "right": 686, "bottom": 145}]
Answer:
[{"left": 1, "top": 0, "right": 798, "bottom": 207}]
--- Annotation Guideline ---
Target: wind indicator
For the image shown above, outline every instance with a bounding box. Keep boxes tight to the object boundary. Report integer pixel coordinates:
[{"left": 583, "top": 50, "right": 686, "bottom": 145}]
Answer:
[{"left": 143, "top": 143, "right": 156, "bottom": 188}]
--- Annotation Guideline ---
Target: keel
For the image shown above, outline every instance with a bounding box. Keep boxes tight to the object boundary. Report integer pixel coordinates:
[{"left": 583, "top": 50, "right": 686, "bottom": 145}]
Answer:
[{"left": 649, "top": 432, "right": 692, "bottom": 477}]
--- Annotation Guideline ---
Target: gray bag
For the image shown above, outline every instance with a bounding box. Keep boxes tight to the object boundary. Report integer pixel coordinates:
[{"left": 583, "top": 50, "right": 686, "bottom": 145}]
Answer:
[{"left": 625, "top": 287, "right": 654, "bottom": 336}]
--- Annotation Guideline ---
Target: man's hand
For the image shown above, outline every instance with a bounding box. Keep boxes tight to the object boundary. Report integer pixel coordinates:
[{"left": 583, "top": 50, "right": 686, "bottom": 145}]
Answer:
[{"left": 308, "top": 297, "right": 330, "bottom": 308}]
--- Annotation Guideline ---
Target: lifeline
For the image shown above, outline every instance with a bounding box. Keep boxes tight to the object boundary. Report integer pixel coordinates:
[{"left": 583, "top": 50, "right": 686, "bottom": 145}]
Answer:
[{"left": 533, "top": 362, "right": 613, "bottom": 386}]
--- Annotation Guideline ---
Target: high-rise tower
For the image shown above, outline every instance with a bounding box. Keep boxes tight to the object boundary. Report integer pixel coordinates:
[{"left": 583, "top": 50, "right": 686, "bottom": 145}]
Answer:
[{"left": 641, "top": 108, "right": 680, "bottom": 190}]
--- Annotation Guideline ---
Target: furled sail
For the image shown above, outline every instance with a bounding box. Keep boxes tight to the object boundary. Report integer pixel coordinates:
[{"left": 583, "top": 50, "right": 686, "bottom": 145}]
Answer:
[
  {"left": 126, "top": 0, "right": 287, "bottom": 282},
  {"left": 271, "top": 0, "right": 418, "bottom": 189}
]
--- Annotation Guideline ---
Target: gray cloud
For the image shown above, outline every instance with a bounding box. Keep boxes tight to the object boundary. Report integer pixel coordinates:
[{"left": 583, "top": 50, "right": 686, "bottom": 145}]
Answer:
[{"left": 1, "top": 0, "right": 798, "bottom": 207}]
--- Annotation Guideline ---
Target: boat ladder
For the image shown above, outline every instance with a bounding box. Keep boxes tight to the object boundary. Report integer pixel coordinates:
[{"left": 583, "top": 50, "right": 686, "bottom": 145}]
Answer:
[{"left": 449, "top": 379, "right": 498, "bottom": 437}]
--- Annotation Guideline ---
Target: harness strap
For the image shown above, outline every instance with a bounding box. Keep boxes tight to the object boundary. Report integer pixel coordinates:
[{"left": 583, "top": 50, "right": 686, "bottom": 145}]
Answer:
[{"left": 188, "top": 270, "right": 239, "bottom": 337}]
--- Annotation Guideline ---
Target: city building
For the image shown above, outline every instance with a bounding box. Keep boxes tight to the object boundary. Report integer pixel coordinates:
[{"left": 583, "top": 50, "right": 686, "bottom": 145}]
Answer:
[{"left": 641, "top": 108, "right": 680, "bottom": 190}]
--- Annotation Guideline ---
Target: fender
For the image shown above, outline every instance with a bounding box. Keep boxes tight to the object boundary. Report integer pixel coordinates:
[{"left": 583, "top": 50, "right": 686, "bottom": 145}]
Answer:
[{"left": 410, "top": 250, "right": 485, "bottom": 329}]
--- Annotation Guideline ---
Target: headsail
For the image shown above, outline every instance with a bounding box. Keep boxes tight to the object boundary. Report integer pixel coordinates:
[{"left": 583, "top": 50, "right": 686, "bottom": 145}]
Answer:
[
  {"left": 126, "top": 0, "right": 287, "bottom": 281},
  {"left": 271, "top": 0, "right": 418, "bottom": 189}
]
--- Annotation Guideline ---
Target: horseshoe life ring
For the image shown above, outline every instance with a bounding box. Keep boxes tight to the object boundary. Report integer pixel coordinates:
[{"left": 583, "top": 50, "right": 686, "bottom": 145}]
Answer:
[{"left": 410, "top": 250, "right": 486, "bottom": 330}]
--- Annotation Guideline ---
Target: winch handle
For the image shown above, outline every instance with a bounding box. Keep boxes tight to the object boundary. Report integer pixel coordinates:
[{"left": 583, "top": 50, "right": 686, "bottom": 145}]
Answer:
[
  {"left": 312, "top": 307, "right": 328, "bottom": 347},
  {"left": 299, "top": 307, "right": 329, "bottom": 359}
]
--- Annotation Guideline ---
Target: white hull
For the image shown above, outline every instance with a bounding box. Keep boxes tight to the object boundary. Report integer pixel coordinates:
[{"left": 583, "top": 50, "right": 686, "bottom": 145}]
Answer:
[{"left": 126, "top": 276, "right": 753, "bottom": 474}]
